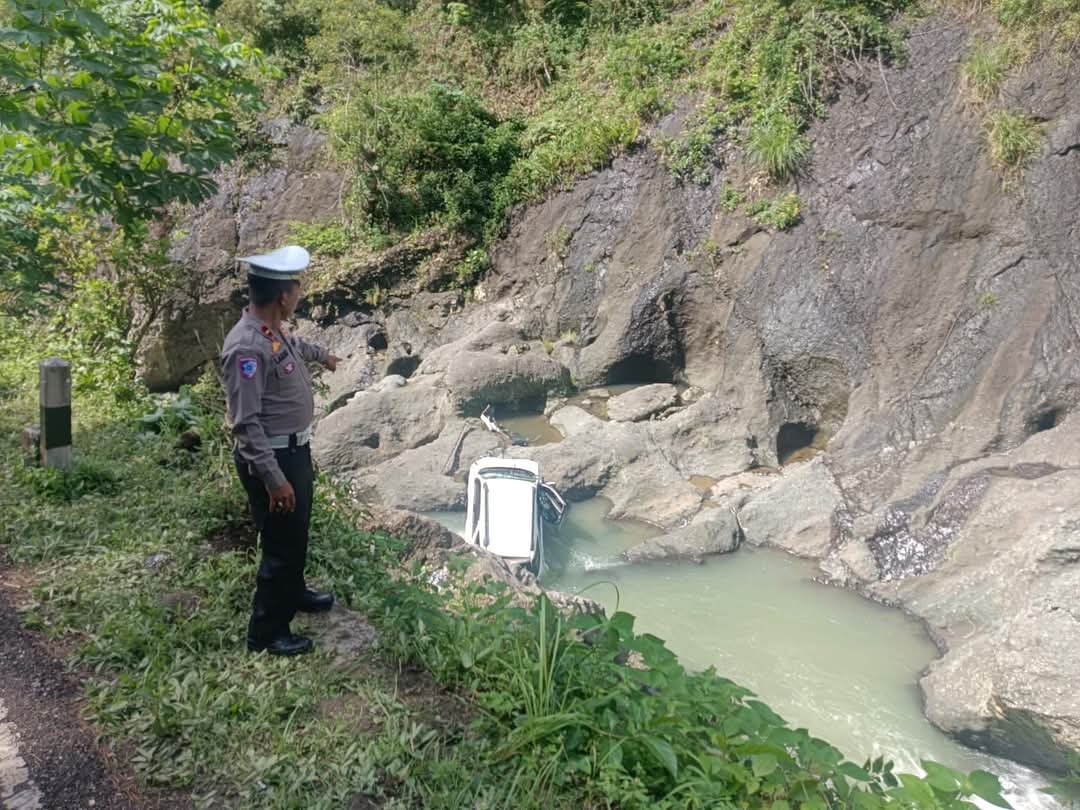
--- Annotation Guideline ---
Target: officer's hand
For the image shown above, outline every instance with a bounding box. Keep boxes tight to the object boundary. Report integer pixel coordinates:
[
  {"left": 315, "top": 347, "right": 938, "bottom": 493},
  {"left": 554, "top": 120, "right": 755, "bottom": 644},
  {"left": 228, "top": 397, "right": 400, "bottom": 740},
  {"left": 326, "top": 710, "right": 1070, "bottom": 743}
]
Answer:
[
  {"left": 324, "top": 355, "right": 341, "bottom": 372},
  {"left": 268, "top": 482, "right": 296, "bottom": 513}
]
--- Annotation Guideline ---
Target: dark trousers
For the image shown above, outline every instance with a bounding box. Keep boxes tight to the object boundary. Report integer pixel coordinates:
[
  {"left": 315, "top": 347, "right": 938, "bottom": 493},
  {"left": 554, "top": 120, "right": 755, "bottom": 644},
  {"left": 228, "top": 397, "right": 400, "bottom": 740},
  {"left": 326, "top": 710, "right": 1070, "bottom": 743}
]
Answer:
[{"left": 235, "top": 444, "right": 314, "bottom": 642}]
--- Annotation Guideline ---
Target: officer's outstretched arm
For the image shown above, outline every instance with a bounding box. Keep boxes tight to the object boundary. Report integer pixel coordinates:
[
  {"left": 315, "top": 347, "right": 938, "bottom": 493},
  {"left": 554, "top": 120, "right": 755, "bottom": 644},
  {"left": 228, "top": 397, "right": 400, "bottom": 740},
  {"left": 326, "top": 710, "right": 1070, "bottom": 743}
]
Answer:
[{"left": 293, "top": 334, "right": 329, "bottom": 365}]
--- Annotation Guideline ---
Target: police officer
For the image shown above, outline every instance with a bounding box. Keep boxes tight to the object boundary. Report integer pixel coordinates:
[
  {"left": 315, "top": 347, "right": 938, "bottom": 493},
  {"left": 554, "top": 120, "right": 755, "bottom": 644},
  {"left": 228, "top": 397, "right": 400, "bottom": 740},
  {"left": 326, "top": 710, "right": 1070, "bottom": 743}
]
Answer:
[{"left": 221, "top": 245, "right": 341, "bottom": 656}]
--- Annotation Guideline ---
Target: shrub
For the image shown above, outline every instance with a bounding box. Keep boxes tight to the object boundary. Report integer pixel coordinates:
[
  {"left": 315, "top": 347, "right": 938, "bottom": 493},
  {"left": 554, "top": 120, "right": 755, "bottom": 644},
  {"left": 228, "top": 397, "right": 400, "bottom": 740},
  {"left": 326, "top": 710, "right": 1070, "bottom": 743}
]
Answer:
[
  {"left": 216, "top": 0, "right": 320, "bottom": 71},
  {"left": 288, "top": 221, "right": 353, "bottom": 258},
  {"left": 746, "top": 113, "right": 811, "bottom": 179},
  {"left": 961, "top": 39, "right": 1015, "bottom": 103},
  {"left": 748, "top": 192, "right": 802, "bottom": 230},
  {"left": 336, "top": 83, "right": 522, "bottom": 235},
  {"left": 603, "top": 30, "right": 688, "bottom": 101},
  {"left": 720, "top": 182, "right": 745, "bottom": 211},
  {"left": 987, "top": 109, "right": 1041, "bottom": 171},
  {"left": 19, "top": 461, "right": 120, "bottom": 502},
  {"left": 502, "top": 17, "right": 578, "bottom": 88}
]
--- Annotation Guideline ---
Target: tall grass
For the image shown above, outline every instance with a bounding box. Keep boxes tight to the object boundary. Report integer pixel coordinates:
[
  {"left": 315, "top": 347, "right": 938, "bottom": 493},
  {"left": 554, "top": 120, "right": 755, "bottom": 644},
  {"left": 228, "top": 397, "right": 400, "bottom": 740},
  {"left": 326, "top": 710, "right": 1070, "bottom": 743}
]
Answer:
[
  {"left": 987, "top": 109, "right": 1041, "bottom": 170},
  {"left": 961, "top": 39, "right": 1016, "bottom": 103}
]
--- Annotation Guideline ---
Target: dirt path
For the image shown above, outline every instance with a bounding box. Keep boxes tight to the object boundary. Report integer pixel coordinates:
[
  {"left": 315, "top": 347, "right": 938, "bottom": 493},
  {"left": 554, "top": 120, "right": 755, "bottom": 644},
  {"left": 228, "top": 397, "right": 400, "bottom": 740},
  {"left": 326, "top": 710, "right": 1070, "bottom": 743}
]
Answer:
[{"left": 0, "top": 571, "right": 189, "bottom": 810}]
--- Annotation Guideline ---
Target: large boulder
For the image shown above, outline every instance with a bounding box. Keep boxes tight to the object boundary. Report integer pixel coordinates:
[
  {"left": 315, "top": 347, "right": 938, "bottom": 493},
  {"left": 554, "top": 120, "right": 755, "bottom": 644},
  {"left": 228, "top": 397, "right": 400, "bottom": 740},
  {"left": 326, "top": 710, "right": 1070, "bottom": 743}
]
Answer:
[
  {"left": 312, "top": 375, "right": 452, "bottom": 472},
  {"left": 139, "top": 122, "right": 345, "bottom": 390},
  {"left": 507, "top": 405, "right": 705, "bottom": 528},
  {"left": 350, "top": 420, "right": 503, "bottom": 512},
  {"left": 622, "top": 507, "right": 741, "bottom": 563},
  {"left": 444, "top": 346, "right": 572, "bottom": 414},
  {"left": 726, "top": 457, "right": 843, "bottom": 558},
  {"left": 506, "top": 406, "right": 627, "bottom": 501},
  {"left": 606, "top": 383, "right": 679, "bottom": 422},
  {"left": 920, "top": 600, "right": 1080, "bottom": 773},
  {"left": 654, "top": 393, "right": 761, "bottom": 480},
  {"left": 294, "top": 317, "right": 383, "bottom": 414},
  {"left": 867, "top": 420, "right": 1080, "bottom": 770}
]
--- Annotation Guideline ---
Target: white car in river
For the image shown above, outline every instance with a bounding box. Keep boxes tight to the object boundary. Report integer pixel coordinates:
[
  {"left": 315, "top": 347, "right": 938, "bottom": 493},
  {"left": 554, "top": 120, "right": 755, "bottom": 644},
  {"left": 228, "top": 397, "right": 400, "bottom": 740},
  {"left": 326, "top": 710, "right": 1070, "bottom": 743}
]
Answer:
[{"left": 464, "top": 457, "right": 566, "bottom": 575}]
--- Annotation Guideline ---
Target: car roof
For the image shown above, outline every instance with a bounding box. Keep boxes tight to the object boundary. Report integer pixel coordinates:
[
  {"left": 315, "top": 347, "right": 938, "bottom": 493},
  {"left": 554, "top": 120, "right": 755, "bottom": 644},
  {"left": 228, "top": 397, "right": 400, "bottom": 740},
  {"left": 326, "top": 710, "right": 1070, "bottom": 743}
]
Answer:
[{"left": 481, "top": 475, "right": 536, "bottom": 558}]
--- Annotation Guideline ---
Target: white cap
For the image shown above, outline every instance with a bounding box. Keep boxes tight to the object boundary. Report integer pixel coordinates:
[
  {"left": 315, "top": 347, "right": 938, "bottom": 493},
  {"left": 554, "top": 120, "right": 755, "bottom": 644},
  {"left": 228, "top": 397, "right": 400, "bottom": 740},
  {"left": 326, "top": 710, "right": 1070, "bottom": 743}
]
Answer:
[{"left": 238, "top": 245, "right": 311, "bottom": 280}]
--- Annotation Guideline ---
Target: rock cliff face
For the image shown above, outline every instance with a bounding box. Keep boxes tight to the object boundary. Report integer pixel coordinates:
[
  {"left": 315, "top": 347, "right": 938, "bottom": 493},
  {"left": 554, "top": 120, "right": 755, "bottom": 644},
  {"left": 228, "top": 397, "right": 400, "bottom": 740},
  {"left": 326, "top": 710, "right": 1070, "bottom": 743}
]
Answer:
[
  {"left": 161, "top": 16, "right": 1080, "bottom": 771},
  {"left": 139, "top": 121, "right": 346, "bottom": 390}
]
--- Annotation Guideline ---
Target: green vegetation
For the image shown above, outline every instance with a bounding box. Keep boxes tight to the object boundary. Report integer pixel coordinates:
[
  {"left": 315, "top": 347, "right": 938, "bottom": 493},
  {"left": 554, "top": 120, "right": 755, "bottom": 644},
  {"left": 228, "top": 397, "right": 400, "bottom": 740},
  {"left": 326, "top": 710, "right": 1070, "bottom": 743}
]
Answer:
[
  {"left": 961, "top": 39, "right": 1017, "bottom": 103},
  {"left": 1, "top": 298, "right": 1014, "bottom": 807},
  {"left": 990, "top": 0, "right": 1080, "bottom": 43},
  {"left": 210, "top": 0, "right": 911, "bottom": 270},
  {"left": 1042, "top": 753, "right": 1080, "bottom": 805},
  {"left": 955, "top": 0, "right": 1076, "bottom": 177},
  {"left": 0, "top": 0, "right": 265, "bottom": 303},
  {"left": 746, "top": 115, "right": 811, "bottom": 180},
  {"left": 288, "top": 221, "right": 354, "bottom": 258},
  {"left": 721, "top": 182, "right": 747, "bottom": 212},
  {"left": 663, "top": 0, "right": 909, "bottom": 184},
  {"left": 331, "top": 82, "right": 522, "bottom": 236},
  {"left": 546, "top": 223, "right": 574, "bottom": 259},
  {"left": 747, "top": 193, "right": 803, "bottom": 231},
  {"left": 987, "top": 110, "right": 1041, "bottom": 171}
]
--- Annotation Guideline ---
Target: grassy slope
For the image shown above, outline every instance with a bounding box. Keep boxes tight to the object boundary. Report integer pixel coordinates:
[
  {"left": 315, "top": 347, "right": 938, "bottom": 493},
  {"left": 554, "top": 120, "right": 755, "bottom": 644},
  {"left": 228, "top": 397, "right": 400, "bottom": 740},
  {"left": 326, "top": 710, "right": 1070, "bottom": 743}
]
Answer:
[
  {"left": 220, "top": 0, "right": 1079, "bottom": 284},
  {"left": 218, "top": 0, "right": 910, "bottom": 277}
]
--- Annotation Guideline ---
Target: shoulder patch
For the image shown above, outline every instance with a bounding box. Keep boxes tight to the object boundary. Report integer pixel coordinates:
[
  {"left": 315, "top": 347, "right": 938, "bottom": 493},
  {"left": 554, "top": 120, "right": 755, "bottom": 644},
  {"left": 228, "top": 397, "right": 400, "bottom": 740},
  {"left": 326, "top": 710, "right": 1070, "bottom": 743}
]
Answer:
[{"left": 238, "top": 355, "right": 259, "bottom": 379}]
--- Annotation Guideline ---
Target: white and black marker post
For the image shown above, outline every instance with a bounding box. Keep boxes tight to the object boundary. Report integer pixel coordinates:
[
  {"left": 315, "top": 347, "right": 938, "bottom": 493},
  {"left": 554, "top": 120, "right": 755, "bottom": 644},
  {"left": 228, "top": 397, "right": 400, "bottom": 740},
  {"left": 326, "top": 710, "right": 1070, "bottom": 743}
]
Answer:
[{"left": 39, "top": 358, "right": 72, "bottom": 470}]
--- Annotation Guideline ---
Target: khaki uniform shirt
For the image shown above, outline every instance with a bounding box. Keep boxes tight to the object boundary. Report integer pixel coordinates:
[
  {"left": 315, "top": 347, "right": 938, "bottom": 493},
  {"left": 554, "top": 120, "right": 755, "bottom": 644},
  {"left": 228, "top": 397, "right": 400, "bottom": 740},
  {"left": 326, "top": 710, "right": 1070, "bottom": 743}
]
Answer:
[{"left": 221, "top": 309, "right": 328, "bottom": 489}]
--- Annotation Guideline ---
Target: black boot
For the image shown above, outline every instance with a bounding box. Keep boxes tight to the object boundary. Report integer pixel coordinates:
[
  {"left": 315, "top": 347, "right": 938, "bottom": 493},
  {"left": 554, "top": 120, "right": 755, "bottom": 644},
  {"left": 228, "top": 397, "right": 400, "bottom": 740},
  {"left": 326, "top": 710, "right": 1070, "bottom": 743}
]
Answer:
[
  {"left": 298, "top": 588, "right": 334, "bottom": 613},
  {"left": 247, "top": 632, "right": 314, "bottom": 656}
]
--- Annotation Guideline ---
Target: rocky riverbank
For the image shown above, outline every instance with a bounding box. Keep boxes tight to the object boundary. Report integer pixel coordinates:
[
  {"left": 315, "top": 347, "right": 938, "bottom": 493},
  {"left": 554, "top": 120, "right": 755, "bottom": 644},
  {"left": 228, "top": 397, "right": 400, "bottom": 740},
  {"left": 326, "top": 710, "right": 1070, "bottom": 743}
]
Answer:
[{"left": 148, "top": 14, "right": 1080, "bottom": 774}]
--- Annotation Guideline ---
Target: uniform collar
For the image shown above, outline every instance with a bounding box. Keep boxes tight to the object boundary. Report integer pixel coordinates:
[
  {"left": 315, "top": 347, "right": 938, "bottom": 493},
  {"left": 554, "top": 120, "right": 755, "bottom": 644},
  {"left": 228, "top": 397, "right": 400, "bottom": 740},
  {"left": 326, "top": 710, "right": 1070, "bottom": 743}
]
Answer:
[
  {"left": 242, "top": 308, "right": 292, "bottom": 337},
  {"left": 242, "top": 308, "right": 292, "bottom": 346}
]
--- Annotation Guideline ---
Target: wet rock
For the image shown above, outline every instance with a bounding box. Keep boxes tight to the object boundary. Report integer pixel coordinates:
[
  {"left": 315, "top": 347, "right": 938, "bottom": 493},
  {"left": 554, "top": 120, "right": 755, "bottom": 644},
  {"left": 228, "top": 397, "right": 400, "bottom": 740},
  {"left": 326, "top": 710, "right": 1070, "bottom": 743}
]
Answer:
[
  {"left": 819, "top": 539, "right": 879, "bottom": 587},
  {"left": 920, "top": 603, "right": 1080, "bottom": 773},
  {"left": 606, "top": 383, "right": 679, "bottom": 422},
  {"left": 730, "top": 458, "right": 843, "bottom": 558},
  {"left": 622, "top": 508, "right": 741, "bottom": 563},
  {"left": 867, "top": 470, "right": 993, "bottom": 579},
  {"left": 872, "top": 438, "right": 1080, "bottom": 770}
]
